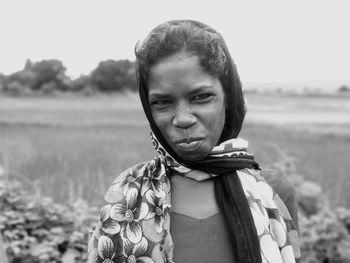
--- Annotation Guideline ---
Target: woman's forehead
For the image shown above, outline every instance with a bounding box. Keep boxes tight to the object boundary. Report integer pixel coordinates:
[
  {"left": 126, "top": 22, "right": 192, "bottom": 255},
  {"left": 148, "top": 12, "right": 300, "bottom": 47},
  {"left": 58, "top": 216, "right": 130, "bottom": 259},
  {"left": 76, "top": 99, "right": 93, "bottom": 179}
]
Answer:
[
  {"left": 148, "top": 53, "right": 222, "bottom": 96},
  {"left": 149, "top": 52, "right": 199, "bottom": 76}
]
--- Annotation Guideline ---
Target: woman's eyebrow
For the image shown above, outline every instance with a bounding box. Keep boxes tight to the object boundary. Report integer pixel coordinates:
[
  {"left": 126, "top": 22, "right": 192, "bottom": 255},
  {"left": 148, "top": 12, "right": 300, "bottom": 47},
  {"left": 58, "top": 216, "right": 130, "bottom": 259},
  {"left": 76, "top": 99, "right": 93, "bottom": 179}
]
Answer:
[
  {"left": 148, "top": 85, "right": 214, "bottom": 99},
  {"left": 148, "top": 93, "right": 170, "bottom": 100},
  {"left": 188, "top": 85, "right": 214, "bottom": 95}
]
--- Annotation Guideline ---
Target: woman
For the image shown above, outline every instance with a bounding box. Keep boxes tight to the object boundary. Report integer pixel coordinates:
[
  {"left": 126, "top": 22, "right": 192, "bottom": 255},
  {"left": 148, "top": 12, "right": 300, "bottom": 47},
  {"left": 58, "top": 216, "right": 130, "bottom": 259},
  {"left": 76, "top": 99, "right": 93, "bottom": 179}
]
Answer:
[{"left": 88, "top": 20, "right": 300, "bottom": 263}]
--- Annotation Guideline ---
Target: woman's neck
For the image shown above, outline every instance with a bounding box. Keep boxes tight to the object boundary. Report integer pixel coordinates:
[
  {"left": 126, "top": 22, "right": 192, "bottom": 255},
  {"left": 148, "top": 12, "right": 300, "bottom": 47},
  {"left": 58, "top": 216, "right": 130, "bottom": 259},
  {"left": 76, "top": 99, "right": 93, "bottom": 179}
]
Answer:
[{"left": 170, "top": 170, "right": 220, "bottom": 219}]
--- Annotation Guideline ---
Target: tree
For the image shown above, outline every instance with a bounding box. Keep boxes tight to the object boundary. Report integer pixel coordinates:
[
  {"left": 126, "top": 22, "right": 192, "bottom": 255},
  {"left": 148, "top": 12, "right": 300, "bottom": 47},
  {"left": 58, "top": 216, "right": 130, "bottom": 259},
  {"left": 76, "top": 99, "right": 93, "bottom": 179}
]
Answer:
[
  {"left": 338, "top": 85, "right": 350, "bottom": 93},
  {"left": 1, "top": 58, "right": 139, "bottom": 95},
  {"left": 90, "top": 59, "right": 136, "bottom": 92},
  {"left": 0, "top": 73, "right": 5, "bottom": 92},
  {"left": 71, "top": 75, "right": 98, "bottom": 95},
  {"left": 2, "top": 59, "right": 71, "bottom": 94},
  {"left": 28, "top": 59, "right": 71, "bottom": 91}
]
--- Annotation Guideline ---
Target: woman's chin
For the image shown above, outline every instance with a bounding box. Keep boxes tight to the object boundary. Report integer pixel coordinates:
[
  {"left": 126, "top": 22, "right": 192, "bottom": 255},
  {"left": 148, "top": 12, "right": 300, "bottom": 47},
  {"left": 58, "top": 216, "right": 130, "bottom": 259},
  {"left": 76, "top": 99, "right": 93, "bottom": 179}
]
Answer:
[
  {"left": 173, "top": 143, "right": 210, "bottom": 162},
  {"left": 178, "top": 153, "right": 205, "bottom": 162}
]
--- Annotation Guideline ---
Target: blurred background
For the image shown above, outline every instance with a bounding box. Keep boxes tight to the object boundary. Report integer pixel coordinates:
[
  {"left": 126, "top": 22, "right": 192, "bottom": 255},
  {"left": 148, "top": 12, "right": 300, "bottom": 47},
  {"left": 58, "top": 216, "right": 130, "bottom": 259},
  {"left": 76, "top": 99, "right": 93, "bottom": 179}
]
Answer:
[{"left": 0, "top": 0, "right": 350, "bottom": 262}]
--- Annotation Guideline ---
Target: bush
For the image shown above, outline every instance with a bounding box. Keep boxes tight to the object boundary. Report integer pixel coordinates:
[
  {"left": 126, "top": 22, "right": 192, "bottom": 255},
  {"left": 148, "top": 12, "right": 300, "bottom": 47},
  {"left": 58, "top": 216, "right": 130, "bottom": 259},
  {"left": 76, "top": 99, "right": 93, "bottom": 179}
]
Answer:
[
  {"left": 0, "top": 169, "right": 98, "bottom": 263},
  {"left": 1, "top": 152, "right": 350, "bottom": 262},
  {"left": 271, "top": 148, "right": 350, "bottom": 262}
]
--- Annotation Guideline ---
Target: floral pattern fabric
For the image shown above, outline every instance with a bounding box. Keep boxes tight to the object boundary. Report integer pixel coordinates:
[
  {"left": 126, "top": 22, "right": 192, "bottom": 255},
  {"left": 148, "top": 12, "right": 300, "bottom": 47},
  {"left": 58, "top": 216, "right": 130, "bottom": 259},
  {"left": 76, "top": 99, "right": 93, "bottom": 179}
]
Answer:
[
  {"left": 88, "top": 159, "right": 172, "bottom": 263},
  {"left": 88, "top": 138, "right": 300, "bottom": 263}
]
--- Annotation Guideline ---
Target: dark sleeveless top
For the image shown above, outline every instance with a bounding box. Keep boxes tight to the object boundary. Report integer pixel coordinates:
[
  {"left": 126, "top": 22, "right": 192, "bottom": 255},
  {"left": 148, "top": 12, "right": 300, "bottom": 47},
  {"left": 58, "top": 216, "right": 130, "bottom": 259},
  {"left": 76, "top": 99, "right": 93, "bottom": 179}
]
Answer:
[
  {"left": 169, "top": 170, "right": 298, "bottom": 262},
  {"left": 170, "top": 212, "right": 234, "bottom": 263}
]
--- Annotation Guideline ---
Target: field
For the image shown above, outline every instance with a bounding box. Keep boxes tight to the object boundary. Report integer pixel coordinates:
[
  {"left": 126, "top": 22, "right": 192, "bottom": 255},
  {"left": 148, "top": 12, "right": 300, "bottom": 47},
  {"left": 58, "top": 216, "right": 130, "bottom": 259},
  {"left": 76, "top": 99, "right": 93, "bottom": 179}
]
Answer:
[{"left": 1, "top": 92, "right": 350, "bottom": 208}]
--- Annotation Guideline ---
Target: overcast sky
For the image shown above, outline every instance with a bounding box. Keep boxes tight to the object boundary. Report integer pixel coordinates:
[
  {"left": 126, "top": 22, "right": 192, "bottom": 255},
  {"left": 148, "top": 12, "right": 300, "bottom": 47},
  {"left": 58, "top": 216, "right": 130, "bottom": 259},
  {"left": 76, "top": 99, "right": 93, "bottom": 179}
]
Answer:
[{"left": 0, "top": 0, "right": 349, "bottom": 83}]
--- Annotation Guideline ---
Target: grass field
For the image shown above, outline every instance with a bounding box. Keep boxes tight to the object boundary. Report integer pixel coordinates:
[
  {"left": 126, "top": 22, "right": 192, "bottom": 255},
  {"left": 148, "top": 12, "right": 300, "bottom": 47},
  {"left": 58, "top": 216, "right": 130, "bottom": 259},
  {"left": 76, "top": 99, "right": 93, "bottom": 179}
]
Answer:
[{"left": 1, "top": 93, "right": 350, "bottom": 207}]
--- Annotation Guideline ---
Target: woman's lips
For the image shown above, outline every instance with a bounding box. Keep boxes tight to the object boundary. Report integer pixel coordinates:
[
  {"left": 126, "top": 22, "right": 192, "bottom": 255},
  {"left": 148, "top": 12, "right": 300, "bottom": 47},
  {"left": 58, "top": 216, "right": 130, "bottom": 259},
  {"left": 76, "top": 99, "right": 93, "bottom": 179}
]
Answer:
[{"left": 174, "top": 139, "right": 203, "bottom": 152}]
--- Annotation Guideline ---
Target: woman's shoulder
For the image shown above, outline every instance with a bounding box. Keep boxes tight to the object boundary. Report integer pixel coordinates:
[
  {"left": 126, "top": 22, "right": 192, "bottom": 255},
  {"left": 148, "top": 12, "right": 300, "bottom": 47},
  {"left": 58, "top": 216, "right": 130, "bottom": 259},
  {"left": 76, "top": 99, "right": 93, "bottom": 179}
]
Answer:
[
  {"left": 260, "top": 168, "right": 299, "bottom": 230},
  {"left": 104, "top": 157, "right": 168, "bottom": 204},
  {"left": 104, "top": 160, "right": 150, "bottom": 204},
  {"left": 260, "top": 168, "right": 295, "bottom": 200},
  {"left": 88, "top": 157, "right": 172, "bottom": 262}
]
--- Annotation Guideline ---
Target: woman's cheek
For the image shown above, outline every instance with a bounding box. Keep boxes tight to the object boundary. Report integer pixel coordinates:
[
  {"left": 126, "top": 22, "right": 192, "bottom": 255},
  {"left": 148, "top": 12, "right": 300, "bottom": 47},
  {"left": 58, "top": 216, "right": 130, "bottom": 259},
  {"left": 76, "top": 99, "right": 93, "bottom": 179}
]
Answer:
[{"left": 152, "top": 112, "right": 173, "bottom": 139}]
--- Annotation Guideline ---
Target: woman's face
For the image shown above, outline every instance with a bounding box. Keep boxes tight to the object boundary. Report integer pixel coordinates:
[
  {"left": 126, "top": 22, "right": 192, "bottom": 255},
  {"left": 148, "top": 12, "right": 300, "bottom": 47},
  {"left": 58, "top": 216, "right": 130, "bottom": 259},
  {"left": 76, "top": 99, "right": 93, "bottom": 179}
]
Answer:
[{"left": 148, "top": 52, "right": 226, "bottom": 161}]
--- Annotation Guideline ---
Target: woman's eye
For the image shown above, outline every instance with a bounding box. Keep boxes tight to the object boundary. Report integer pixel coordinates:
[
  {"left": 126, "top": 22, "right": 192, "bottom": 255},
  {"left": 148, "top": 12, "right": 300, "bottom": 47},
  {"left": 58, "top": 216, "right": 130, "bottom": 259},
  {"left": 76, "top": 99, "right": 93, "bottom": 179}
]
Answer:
[
  {"left": 150, "top": 100, "right": 171, "bottom": 109},
  {"left": 152, "top": 100, "right": 169, "bottom": 105},
  {"left": 192, "top": 94, "right": 213, "bottom": 102}
]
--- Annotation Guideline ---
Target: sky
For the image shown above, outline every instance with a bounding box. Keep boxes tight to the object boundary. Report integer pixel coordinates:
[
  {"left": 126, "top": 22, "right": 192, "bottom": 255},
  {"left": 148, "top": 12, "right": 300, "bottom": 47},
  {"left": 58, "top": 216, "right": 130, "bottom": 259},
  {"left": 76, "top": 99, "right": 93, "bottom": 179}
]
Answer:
[{"left": 0, "top": 0, "right": 349, "bottom": 83}]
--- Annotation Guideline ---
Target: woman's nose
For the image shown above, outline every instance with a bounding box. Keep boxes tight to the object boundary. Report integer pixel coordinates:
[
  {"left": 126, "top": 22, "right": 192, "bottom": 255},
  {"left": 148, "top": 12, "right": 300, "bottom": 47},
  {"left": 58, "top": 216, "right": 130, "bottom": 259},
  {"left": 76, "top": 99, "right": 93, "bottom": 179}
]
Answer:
[{"left": 172, "top": 105, "right": 197, "bottom": 129}]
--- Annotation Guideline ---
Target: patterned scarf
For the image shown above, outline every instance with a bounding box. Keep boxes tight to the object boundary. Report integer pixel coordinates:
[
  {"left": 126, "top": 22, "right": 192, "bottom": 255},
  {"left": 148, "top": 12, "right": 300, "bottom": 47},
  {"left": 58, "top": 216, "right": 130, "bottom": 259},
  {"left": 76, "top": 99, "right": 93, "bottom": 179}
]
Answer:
[{"left": 88, "top": 132, "right": 300, "bottom": 263}]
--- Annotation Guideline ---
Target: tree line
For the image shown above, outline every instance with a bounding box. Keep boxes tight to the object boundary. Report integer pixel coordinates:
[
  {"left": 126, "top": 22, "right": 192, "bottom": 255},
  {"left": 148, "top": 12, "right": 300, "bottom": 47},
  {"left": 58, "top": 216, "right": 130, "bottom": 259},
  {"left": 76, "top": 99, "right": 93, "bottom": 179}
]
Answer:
[
  {"left": 1, "top": 59, "right": 349, "bottom": 96},
  {"left": 0, "top": 59, "right": 137, "bottom": 95}
]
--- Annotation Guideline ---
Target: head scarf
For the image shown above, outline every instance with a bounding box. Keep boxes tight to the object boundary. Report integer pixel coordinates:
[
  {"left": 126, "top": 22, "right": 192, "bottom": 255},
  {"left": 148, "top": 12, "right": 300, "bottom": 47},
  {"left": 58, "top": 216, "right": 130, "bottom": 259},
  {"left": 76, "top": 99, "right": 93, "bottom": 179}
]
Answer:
[{"left": 136, "top": 20, "right": 246, "bottom": 165}]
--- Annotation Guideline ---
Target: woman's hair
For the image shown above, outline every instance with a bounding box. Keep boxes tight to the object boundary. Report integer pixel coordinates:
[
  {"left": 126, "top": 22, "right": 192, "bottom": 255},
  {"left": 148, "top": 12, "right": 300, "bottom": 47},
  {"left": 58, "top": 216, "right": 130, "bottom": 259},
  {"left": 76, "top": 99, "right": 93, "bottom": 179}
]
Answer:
[
  {"left": 135, "top": 20, "right": 246, "bottom": 142},
  {"left": 135, "top": 20, "right": 227, "bottom": 83}
]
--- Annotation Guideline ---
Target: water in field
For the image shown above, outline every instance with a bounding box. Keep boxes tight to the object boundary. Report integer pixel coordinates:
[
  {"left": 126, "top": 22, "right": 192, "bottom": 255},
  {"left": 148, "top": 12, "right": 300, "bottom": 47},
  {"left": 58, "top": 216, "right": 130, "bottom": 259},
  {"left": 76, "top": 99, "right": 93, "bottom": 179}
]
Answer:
[{"left": 0, "top": 93, "right": 350, "bottom": 207}]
